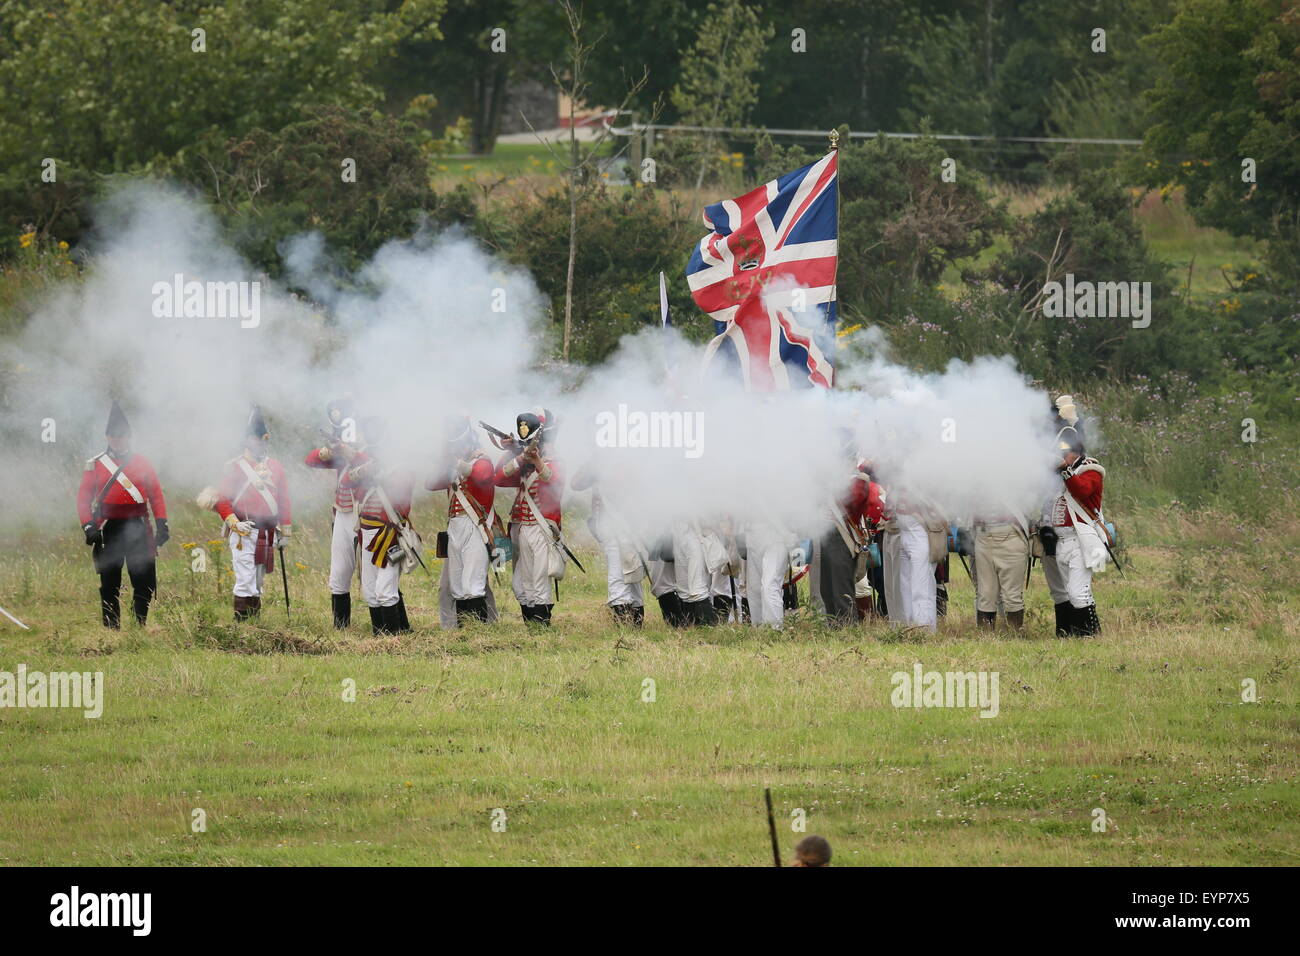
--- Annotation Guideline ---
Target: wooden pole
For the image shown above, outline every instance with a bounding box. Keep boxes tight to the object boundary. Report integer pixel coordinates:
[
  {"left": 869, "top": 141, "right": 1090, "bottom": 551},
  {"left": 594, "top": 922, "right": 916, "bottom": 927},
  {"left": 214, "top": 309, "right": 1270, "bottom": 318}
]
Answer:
[{"left": 765, "top": 787, "right": 782, "bottom": 867}]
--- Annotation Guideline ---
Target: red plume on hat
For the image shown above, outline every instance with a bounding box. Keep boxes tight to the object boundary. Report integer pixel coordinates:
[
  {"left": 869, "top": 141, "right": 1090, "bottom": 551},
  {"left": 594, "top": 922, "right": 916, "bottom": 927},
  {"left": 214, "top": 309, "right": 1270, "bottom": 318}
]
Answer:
[{"left": 105, "top": 400, "right": 131, "bottom": 437}]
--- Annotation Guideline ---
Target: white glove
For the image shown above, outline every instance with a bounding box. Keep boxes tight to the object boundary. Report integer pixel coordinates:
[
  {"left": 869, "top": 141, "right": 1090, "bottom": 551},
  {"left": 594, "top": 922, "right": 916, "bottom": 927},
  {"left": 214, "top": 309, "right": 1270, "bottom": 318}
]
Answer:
[
  {"left": 490, "top": 547, "right": 506, "bottom": 569},
  {"left": 226, "top": 515, "right": 256, "bottom": 536},
  {"left": 789, "top": 546, "right": 807, "bottom": 568}
]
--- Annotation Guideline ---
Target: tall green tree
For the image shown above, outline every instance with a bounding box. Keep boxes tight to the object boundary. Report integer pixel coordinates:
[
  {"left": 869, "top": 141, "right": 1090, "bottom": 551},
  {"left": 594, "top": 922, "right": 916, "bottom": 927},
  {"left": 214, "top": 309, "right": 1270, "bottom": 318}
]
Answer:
[
  {"left": 671, "top": 0, "right": 774, "bottom": 188},
  {"left": 1141, "top": 0, "right": 1300, "bottom": 281},
  {"left": 0, "top": 0, "right": 445, "bottom": 177}
]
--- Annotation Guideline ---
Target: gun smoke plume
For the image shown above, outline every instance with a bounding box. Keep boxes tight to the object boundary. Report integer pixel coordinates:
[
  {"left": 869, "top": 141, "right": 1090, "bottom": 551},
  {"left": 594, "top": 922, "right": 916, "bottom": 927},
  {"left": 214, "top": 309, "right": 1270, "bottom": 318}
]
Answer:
[{"left": 0, "top": 182, "right": 1061, "bottom": 550}]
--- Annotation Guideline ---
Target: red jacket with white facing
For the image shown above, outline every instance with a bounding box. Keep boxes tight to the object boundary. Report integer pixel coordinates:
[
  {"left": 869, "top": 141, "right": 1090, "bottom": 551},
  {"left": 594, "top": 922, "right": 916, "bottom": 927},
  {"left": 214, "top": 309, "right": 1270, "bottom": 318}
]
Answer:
[
  {"left": 77, "top": 452, "right": 168, "bottom": 524},
  {"left": 495, "top": 454, "right": 563, "bottom": 526},
  {"left": 1052, "top": 461, "right": 1104, "bottom": 528},
  {"left": 213, "top": 453, "right": 292, "bottom": 527},
  {"left": 346, "top": 452, "right": 414, "bottom": 522},
  {"left": 304, "top": 445, "right": 360, "bottom": 512},
  {"left": 426, "top": 453, "right": 495, "bottom": 519}
]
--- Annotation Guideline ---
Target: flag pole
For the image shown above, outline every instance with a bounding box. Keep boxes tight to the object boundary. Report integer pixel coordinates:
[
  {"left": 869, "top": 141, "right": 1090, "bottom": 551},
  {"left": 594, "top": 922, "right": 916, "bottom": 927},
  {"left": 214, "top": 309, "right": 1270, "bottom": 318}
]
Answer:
[{"left": 828, "top": 127, "right": 842, "bottom": 389}]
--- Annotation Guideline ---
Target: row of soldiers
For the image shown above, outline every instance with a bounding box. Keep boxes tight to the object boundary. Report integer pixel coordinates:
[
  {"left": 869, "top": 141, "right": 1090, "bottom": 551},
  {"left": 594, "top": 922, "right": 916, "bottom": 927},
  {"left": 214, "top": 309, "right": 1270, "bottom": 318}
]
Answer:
[{"left": 76, "top": 395, "right": 1107, "bottom": 637}]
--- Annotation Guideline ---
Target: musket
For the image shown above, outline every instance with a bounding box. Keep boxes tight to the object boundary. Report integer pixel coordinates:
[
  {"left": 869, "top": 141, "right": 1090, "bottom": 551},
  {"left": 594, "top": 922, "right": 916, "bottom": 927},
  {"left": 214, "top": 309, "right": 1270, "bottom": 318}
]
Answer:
[
  {"left": 0, "top": 603, "right": 30, "bottom": 630},
  {"left": 278, "top": 545, "right": 291, "bottom": 624},
  {"left": 764, "top": 788, "right": 782, "bottom": 867},
  {"left": 956, "top": 550, "right": 974, "bottom": 583},
  {"left": 479, "top": 420, "right": 525, "bottom": 451}
]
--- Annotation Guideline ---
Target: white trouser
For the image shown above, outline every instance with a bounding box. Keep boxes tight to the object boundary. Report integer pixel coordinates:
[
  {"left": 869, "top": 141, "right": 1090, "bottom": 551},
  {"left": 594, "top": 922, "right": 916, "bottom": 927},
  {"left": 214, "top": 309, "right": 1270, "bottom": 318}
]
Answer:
[
  {"left": 359, "top": 526, "right": 403, "bottom": 608},
  {"left": 229, "top": 532, "right": 265, "bottom": 598},
  {"left": 745, "top": 525, "right": 787, "bottom": 629},
  {"left": 1042, "top": 527, "right": 1094, "bottom": 608},
  {"left": 671, "top": 522, "right": 710, "bottom": 603},
  {"left": 884, "top": 515, "right": 936, "bottom": 630},
  {"left": 511, "top": 521, "right": 555, "bottom": 606},
  {"left": 446, "top": 514, "right": 489, "bottom": 601},
  {"left": 603, "top": 537, "right": 644, "bottom": 607},
  {"left": 710, "top": 567, "right": 742, "bottom": 598},
  {"left": 648, "top": 558, "right": 676, "bottom": 598},
  {"left": 328, "top": 508, "right": 359, "bottom": 595}
]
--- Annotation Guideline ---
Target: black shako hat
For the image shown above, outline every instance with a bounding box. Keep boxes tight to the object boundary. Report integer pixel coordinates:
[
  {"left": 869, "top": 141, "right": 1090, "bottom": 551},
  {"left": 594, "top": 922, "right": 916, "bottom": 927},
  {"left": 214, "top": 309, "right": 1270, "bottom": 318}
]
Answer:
[
  {"left": 246, "top": 404, "right": 270, "bottom": 441},
  {"left": 105, "top": 400, "right": 131, "bottom": 438}
]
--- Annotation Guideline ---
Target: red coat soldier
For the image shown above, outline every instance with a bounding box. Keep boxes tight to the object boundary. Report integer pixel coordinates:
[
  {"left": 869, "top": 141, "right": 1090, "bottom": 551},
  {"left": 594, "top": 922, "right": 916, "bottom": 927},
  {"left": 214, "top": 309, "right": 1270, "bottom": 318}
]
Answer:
[{"left": 76, "top": 401, "right": 168, "bottom": 628}]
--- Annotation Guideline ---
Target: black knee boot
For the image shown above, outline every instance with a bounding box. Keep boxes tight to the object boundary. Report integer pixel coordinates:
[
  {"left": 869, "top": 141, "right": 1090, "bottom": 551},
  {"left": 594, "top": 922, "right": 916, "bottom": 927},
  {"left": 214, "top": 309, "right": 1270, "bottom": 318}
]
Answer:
[
  {"left": 385, "top": 603, "right": 405, "bottom": 634},
  {"left": 234, "top": 595, "right": 254, "bottom": 622},
  {"left": 686, "top": 599, "right": 717, "bottom": 626},
  {"left": 658, "top": 593, "right": 688, "bottom": 628},
  {"left": 456, "top": 597, "right": 488, "bottom": 624},
  {"left": 540, "top": 604, "right": 553, "bottom": 625},
  {"left": 99, "top": 585, "right": 121, "bottom": 629},
  {"left": 1076, "top": 604, "right": 1101, "bottom": 636},
  {"left": 394, "top": 593, "right": 411, "bottom": 633},
  {"left": 370, "top": 605, "right": 386, "bottom": 635},
  {"left": 1053, "top": 601, "right": 1072, "bottom": 636},
  {"left": 976, "top": 610, "right": 997, "bottom": 630},
  {"left": 132, "top": 589, "right": 152, "bottom": 626},
  {"left": 331, "top": 593, "right": 351, "bottom": 629}
]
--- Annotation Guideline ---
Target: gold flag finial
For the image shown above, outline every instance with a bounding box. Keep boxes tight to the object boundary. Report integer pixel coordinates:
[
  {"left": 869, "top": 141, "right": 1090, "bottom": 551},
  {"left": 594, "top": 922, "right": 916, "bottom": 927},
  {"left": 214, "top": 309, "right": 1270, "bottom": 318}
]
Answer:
[{"left": 829, "top": 128, "right": 840, "bottom": 151}]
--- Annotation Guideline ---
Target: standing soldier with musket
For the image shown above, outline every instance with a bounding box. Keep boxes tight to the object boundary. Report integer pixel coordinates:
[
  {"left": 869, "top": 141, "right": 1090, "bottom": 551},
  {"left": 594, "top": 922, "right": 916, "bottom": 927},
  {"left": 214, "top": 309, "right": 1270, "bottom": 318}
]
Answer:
[
  {"left": 427, "top": 415, "right": 499, "bottom": 627},
  {"left": 1039, "top": 427, "right": 1107, "bottom": 636},
  {"left": 77, "top": 401, "right": 169, "bottom": 628},
  {"left": 494, "top": 411, "right": 566, "bottom": 625},
  {"left": 346, "top": 418, "right": 417, "bottom": 635},
  {"left": 303, "top": 397, "right": 361, "bottom": 629},
  {"left": 198, "top": 405, "right": 292, "bottom": 621},
  {"left": 818, "top": 442, "right": 882, "bottom": 628}
]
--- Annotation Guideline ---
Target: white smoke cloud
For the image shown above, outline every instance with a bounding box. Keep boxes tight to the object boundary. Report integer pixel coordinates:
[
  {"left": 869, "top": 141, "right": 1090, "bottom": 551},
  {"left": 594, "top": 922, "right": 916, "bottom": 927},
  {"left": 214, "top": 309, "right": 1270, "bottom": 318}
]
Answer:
[{"left": 0, "top": 181, "right": 1061, "bottom": 549}]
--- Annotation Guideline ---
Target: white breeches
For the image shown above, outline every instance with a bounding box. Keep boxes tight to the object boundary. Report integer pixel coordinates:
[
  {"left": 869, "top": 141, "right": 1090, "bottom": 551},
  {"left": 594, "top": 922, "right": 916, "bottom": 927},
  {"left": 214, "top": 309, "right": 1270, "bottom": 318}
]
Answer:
[
  {"left": 1043, "top": 527, "right": 1095, "bottom": 608},
  {"left": 744, "top": 525, "right": 787, "bottom": 629},
  {"left": 359, "top": 526, "right": 403, "bottom": 608},
  {"left": 603, "top": 537, "right": 644, "bottom": 607},
  {"left": 229, "top": 533, "right": 265, "bottom": 598},
  {"left": 884, "top": 515, "right": 937, "bottom": 630},
  {"left": 328, "top": 509, "right": 359, "bottom": 595},
  {"left": 671, "top": 522, "right": 711, "bottom": 603},
  {"left": 446, "top": 514, "right": 489, "bottom": 601},
  {"left": 511, "top": 522, "right": 556, "bottom": 606}
]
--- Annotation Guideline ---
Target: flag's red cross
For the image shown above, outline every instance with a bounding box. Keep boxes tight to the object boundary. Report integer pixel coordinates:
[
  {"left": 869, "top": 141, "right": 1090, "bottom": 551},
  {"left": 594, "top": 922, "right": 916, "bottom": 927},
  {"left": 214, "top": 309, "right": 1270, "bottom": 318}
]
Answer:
[{"left": 686, "top": 152, "right": 838, "bottom": 390}]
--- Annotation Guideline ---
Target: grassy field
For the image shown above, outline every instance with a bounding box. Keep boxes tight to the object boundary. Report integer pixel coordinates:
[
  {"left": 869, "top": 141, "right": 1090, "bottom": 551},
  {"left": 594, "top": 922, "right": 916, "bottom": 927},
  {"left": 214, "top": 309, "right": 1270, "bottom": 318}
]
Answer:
[{"left": 1, "top": 499, "right": 1296, "bottom": 866}]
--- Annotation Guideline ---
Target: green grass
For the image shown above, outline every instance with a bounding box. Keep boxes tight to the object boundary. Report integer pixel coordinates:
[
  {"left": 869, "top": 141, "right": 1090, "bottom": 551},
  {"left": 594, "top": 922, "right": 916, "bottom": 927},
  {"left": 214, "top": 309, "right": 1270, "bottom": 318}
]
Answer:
[{"left": 1, "top": 501, "right": 1296, "bottom": 866}]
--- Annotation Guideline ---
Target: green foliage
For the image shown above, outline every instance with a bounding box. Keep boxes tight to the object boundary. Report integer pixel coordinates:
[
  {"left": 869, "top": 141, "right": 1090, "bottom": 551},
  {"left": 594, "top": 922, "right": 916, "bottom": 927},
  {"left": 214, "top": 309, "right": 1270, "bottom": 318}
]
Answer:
[
  {"left": 755, "top": 131, "right": 1007, "bottom": 324},
  {"left": 1140, "top": 0, "right": 1300, "bottom": 282},
  {"left": 166, "top": 107, "right": 467, "bottom": 275},
  {"left": 0, "top": 0, "right": 445, "bottom": 178},
  {"left": 491, "top": 183, "right": 699, "bottom": 362},
  {"left": 670, "top": 0, "right": 774, "bottom": 186}
]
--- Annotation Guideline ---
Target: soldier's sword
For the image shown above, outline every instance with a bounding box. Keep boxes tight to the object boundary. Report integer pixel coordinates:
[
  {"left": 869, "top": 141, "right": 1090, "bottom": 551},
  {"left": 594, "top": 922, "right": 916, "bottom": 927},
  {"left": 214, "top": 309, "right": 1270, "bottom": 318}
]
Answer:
[{"left": 0, "top": 603, "right": 30, "bottom": 629}]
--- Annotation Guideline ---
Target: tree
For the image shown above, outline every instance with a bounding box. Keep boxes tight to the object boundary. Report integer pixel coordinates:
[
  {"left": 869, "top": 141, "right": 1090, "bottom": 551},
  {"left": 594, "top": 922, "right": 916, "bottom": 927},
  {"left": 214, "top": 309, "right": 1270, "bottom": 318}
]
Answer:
[
  {"left": 1140, "top": 0, "right": 1300, "bottom": 282},
  {"left": 533, "top": 0, "right": 652, "bottom": 361},
  {"left": 0, "top": 0, "right": 445, "bottom": 178},
  {"left": 670, "top": 0, "right": 774, "bottom": 188},
  {"left": 379, "top": 0, "right": 567, "bottom": 156}
]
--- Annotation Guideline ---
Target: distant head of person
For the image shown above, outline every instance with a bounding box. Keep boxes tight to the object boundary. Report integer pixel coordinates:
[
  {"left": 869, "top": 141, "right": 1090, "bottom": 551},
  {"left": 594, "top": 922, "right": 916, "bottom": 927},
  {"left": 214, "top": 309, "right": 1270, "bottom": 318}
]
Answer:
[{"left": 793, "top": 835, "right": 832, "bottom": 867}]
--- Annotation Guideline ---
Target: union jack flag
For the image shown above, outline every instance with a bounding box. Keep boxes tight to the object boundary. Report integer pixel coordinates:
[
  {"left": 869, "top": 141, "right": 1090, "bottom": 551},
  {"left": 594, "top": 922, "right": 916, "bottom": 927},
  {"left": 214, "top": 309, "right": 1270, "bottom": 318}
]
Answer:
[{"left": 685, "top": 151, "right": 838, "bottom": 390}]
